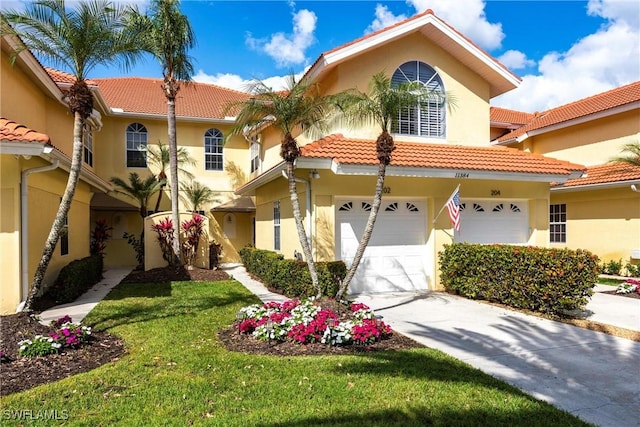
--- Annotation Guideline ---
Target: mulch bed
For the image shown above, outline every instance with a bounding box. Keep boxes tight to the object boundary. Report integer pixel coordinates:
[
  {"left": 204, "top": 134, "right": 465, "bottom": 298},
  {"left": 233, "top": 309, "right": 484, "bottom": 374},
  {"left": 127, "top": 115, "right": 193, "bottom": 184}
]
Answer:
[
  {"left": 600, "top": 290, "right": 640, "bottom": 299},
  {"left": 0, "top": 312, "right": 126, "bottom": 396}
]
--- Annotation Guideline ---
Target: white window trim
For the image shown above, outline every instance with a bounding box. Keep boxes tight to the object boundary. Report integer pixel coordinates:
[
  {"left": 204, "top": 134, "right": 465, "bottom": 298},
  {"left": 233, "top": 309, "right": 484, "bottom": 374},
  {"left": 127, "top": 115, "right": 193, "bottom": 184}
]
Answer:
[
  {"left": 205, "top": 128, "right": 224, "bottom": 171},
  {"left": 273, "top": 201, "right": 281, "bottom": 251},
  {"left": 83, "top": 126, "right": 93, "bottom": 167},
  {"left": 126, "top": 123, "right": 148, "bottom": 168},
  {"left": 549, "top": 203, "right": 567, "bottom": 243}
]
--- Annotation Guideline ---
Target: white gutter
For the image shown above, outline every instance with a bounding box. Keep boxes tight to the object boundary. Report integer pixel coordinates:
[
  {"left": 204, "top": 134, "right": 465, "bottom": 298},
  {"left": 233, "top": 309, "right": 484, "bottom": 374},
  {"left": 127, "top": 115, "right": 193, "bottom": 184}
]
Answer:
[
  {"left": 282, "top": 170, "right": 311, "bottom": 243},
  {"left": 107, "top": 109, "right": 236, "bottom": 124},
  {"left": 19, "top": 159, "right": 60, "bottom": 311}
]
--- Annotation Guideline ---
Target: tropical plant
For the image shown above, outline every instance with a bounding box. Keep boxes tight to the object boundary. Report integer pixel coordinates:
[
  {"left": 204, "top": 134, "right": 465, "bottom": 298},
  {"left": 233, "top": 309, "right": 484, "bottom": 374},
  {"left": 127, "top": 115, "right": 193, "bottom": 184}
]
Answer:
[
  {"left": 90, "top": 219, "right": 113, "bottom": 257},
  {"left": 610, "top": 142, "right": 640, "bottom": 166},
  {"left": 150, "top": 217, "right": 176, "bottom": 264},
  {"left": 228, "top": 74, "right": 334, "bottom": 298},
  {"left": 111, "top": 173, "right": 164, "bottom": 267},
  {"left": 2, "top": 0, "right": 145, "bottom": 311},
  {"left": 110, "top": 173, "right": 163, "bottom": 219},
  {"left": 333, "top": 72, "right": 452, "bottom": 299},
  {"left": 128, "top": 0, "right": 196, "bottom": 264},
  {"left": 147, "top": 140, "right": 196, "bottom": 212},
  {"left": 180, "top": 181, "right": 220, "bottom": 212},
  {"left": 181, "top": 214, "right": 205, "bottom": 267}
]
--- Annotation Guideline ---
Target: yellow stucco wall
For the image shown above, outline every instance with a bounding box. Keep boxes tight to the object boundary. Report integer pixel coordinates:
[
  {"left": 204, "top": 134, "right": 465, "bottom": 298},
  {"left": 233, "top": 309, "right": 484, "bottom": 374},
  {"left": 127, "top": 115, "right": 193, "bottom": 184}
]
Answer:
[
  {"left": 144, "top": 212, "right": 210, "bottom": 270},
  {"left": 210, "top": 212, "right": 254, "bottom": 263},
  {"left": 0, "top": 156, "right": 22, "bottom": 313},
  {"left": 96, "top": 116, "right": 251, "bottom": 212},
  {"left": 524, "top": 111, "right": 640, "bottom": 166},
  {"left": 551, "top": 188, "right": 640, "bottom": 263}
]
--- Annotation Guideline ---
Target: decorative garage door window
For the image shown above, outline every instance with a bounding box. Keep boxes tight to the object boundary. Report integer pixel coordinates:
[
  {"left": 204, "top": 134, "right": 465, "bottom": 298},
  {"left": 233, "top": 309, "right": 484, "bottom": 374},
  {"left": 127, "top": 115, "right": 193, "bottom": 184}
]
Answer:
[
  {"left": 336, "top": 199, "right": 428, "bottom": 294},
  {"left": 457, "top": 200, "right": 529, "bottom": 245}
]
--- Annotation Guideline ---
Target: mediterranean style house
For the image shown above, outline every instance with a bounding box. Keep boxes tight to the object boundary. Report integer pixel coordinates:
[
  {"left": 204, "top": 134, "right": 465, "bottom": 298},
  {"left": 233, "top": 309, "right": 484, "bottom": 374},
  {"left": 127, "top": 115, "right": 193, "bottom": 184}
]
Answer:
[{"left": 2, "top": 10, "right": 638, "bottom": 313}]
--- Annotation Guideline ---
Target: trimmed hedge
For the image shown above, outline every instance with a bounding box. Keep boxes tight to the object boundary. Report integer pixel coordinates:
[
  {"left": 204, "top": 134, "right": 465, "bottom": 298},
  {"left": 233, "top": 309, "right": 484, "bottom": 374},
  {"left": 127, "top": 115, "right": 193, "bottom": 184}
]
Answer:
[
  {"left": 239, "top": 246, "right": 346, "bottom": 298},
  {"left": 43, "top": 255, "right": 104, "bottom": 304},
  {"left": 439, "top": 243, "right": 600, "bottom": 316}
]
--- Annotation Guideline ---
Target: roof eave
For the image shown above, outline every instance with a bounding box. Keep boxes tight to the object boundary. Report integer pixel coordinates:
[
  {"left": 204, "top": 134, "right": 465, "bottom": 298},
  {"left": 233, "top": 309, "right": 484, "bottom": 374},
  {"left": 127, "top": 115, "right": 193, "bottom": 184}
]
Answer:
[
  {"left": 0, "top": 141, "right": 53, "bottom": 156},
  {"left": 552, "top": 179, "right": 640, "bottom": 193},
  {"left": 107, "top": 110, "right": 236, "bottom": 124}
]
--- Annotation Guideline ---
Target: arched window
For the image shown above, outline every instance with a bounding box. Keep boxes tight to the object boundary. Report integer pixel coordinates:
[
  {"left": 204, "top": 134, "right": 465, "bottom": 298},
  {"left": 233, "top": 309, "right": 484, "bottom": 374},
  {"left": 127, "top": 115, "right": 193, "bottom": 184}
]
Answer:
[
  {"left": 126, "top": 123, "right": 148, "bottom": 167},
  {"left": 391, "top": 61, "right": 446, "bottom": 138},
  {"left": 204, "top": 128, "right": 223, "bottom": 171}
]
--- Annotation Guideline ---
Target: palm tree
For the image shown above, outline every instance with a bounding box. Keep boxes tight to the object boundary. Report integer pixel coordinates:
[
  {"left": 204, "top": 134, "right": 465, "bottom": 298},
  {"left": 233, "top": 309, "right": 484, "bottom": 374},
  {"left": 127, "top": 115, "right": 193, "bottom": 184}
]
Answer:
[
  {"left": 147, "top": 140, "right": 196, "bottom": 212},
  {"left": 180, "top": 181, "right": 220, "bottom": 212},
  {"left": 128, "top": 0, "right": 196, "bottom": 264},
  {"left": 334, "top": 72, "right": 452, "bottom": 300},
  {"left": 2, "top": 0, "right": 145, "bottom": 311},
  {"left": 110, "top": 173, "right": 163, "bottom": 219},
  {"left": 610, "top": 143, "right": 640, "bottom": 166},
  {"left": 228, "top": 75, "right": 334, "bottom": 298}
]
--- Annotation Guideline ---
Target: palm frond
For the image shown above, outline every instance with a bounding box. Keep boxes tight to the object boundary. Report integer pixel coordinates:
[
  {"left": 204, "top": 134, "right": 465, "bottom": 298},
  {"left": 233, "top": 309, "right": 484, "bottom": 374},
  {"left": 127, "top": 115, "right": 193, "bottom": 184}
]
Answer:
[{"left": 609, "top": 142, "right": 640, "bottom": 166}]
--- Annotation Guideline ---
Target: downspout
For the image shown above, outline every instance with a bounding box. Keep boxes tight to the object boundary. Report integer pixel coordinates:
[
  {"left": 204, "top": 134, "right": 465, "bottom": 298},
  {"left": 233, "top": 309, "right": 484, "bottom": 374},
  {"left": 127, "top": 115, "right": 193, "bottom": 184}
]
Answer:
[
  {"left": 18, "top": 159, "right": 60, "bottom": 311},
  {"left": 282, "top": 170, "right": 312, "bottom": 245}
]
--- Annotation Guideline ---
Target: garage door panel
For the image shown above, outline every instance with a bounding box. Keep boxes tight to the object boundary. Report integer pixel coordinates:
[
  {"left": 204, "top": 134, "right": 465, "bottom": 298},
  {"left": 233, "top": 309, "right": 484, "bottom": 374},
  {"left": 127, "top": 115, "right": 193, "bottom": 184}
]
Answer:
[
  {"left": 337, "top": 199, "right": 428, "bottom": 294},
  {"left": 457, "top": 200, "right": 529, "bottom": 244}
]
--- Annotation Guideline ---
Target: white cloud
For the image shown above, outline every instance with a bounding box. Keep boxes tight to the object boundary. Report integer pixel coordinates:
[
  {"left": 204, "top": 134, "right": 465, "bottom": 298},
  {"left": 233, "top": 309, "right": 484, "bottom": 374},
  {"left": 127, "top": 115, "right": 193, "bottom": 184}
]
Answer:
[
  {"left": 193, "top": 69, "right": 307, "bottom": 93},
  {"left": 365, "top": 4, "right": 407, "bottom": 34},
  {"left": 493, "top": 4, "right": 640, "bottom": 111},
  {"left": 407, "top": 0, "right": 504, "bottom": 50},
  {"left": 588, "top": 0, "right": 640, "bottom": 27},
  {"left": 246, "top": 9, "right": 317, "bottom": 68},
  {"left": 497, "top": 50, "right": 535, "bottom": 70}
]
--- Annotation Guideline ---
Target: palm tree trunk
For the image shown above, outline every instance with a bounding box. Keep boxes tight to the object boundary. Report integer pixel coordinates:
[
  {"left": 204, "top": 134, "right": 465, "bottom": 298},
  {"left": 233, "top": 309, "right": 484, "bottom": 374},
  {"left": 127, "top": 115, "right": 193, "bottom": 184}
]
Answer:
[
  {"left": 167, "top": 97, "right": 181, "bottom": 265},
  {"left": 24, "top": 113, "right": 84, "bottom": 311},
  {"left": 286, "top": 162, "right": 321, "bottom": 297},
  {"left": 153, "top": 185, "right": 164, "bottom": 213},
  {"left": 336, "top": 162, "right": 387, "bottom": 300}
]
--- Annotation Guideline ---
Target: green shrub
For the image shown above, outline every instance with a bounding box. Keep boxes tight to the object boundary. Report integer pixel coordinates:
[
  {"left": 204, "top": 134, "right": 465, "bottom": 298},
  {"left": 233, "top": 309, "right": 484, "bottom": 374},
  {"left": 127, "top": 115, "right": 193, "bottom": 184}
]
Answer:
[
  {"left": 43, "top": 255, "right": 103, "bottom": 304},
  {"left": 601, "top": 259, "right": 623, "bottom": 275},
  {"left": 624, "top": 262, "right": 639, "bottom": 278},
  {"left": 439, "top": 243, "right": 600, "bottom": 316},
  {"left": 239, "top": 246, "right": 346, "bottom": 298}
]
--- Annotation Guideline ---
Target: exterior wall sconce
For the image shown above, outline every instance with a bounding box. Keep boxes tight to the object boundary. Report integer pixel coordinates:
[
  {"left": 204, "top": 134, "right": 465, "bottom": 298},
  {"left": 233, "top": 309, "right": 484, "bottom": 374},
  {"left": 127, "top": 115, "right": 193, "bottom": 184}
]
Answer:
[{"left": 310, "top": 169, "right": 320, "bottom": 179}]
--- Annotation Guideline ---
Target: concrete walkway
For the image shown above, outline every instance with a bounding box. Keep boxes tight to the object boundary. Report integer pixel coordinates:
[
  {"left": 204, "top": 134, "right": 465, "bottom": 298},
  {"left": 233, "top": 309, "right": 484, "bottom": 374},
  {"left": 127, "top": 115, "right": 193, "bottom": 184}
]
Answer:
[
  {"left": 225, "top": 264, "right": 639, "bottom": 427},
  {"left": 39, "top": 268, "right": 132, "bottom": 325}
]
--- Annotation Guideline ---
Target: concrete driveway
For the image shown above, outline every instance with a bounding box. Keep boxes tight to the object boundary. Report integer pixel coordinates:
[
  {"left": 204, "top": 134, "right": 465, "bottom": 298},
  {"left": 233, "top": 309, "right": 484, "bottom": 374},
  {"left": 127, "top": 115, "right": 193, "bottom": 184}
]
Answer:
[{"left": 355, "top": 291, "right": 640, "bottom": 427}]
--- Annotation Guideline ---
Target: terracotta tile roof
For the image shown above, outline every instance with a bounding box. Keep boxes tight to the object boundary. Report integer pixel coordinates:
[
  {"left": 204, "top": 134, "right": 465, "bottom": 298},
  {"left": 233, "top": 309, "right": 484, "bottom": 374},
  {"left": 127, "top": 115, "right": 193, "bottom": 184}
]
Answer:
[
  {"left": 552, "top": 162, "right": 640, "bottom": 188},
  {"left": 496, "top": 80, "right": 640, "bottom": 143},
  {"left": 44, "top": 67, "right": 97, "bottom": 86},
  {"left": 490, "top": 106, "right": 534, "bottom": 126},
  {"left": 0, "top": 117, "right": 51, "bottom": 144},
  {"left": 301, "top": 134, "right": 584, "bottom": 176},
  {"left": 93, "top": 77, "right": 249, "bottom": 119}
]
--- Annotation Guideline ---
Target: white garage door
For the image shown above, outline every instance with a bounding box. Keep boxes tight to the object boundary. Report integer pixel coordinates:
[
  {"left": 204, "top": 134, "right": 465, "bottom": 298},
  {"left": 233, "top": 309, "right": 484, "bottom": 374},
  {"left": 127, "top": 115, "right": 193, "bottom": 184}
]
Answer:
[
  {"left": 456, "top": 200, "right": 529, "bottom": 244},
  {"left": 336, "top": 199, "right": 428, "bottom": 294}
]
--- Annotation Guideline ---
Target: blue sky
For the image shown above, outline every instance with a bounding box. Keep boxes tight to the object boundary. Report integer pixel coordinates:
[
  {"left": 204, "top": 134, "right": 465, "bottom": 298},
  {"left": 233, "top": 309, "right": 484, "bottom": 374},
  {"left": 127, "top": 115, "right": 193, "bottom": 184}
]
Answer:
[{"left": 4, "top": 0, "right": 640, "bottom": 111}]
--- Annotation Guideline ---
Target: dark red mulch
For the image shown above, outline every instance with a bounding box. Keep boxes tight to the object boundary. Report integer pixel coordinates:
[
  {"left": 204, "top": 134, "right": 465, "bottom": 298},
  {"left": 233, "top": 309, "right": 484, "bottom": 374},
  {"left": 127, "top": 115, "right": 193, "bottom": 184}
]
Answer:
[
  {"left": 0, "top": 312, "right": 126, "bottom": 396},
  {"left": 218, "top": 326, "right": 423, "bottom": 356},
  {"left": 600, "top": 290, "right": 640, "bottom": 299},
  {"left": 120, "top": 265, "right": 230, "bottom": 284}
]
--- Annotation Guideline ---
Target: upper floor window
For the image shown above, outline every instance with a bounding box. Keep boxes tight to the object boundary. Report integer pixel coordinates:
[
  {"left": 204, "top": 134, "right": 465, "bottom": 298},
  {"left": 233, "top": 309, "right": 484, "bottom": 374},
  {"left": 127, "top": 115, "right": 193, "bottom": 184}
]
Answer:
[
  {"left": 205, "top": 128, "right": 223, "bottom": 171},
  {"left": 126, "top": 123, "right": 147, "bottom": 167},
  {"left": 391, "top": 61, "right": 446, "bottom": 138},
  {"left": 83, "top": 125, "right": 93, "bottom": 167},
  {"left": 250, "top": 139, "right": 261, "bottom": 173}
]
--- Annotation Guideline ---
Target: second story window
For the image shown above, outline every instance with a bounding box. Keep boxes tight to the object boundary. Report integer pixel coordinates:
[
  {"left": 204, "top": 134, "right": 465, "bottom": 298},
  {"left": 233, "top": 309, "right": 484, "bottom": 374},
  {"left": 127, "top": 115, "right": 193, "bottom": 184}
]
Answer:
[
  {"left": 250, "top": 139, "right": 260, "bottom": 173},
  {"left": 83, "top": 125, "right": 93, "bottom": 167},
  {"left": 391, "top": 61, "right": 446, "bottom": 138},
  {"left": 205, "top": 128, "right": 223, "bottom": 171},
  {"left": 126, "top": 123, "right": 147, "bottom": 167}
]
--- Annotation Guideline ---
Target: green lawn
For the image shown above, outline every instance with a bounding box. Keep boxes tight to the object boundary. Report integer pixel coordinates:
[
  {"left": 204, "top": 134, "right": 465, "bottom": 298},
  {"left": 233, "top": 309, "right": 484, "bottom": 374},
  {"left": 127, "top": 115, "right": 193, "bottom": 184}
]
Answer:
[
  {"left": 597, "top": 278, "right": 625, "bottom": 286},
  {"left": 1, "top": 280, "right": 591, "bottom": 426}
]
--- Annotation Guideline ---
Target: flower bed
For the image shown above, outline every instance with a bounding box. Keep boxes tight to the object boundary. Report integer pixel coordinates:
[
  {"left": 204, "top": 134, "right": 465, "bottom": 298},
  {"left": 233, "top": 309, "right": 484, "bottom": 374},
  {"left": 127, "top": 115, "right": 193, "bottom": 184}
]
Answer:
[
  {"left": 16, "top": 315, "right": 92, "bottom": 358},
  {"left": 616, "top": 278, "right": 640, "bottom": 295},
  {"left": 235, "top": 298, "right": 392, "bottom": 346}
]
